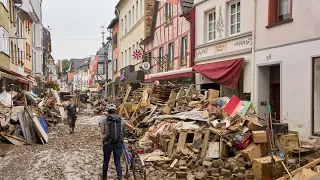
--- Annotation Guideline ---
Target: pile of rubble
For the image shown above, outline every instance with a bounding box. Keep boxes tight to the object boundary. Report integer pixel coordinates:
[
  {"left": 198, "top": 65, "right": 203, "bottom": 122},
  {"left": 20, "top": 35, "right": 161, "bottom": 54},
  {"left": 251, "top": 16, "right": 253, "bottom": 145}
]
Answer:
[
  {"left": 0, "top": 90, "right": 65, "bottom": 146},
  {"left": 115, "top": 84, "right": 320, "bottom": 180}
]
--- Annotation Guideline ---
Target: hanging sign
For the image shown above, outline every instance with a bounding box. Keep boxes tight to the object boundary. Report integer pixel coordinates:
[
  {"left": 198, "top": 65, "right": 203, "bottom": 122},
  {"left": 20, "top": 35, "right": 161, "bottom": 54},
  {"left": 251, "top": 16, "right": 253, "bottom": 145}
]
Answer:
[
  {"left": 132, "top": 49, "right": 142, "bottom": 60},
  {"left": 141, "top": 62, "right": 152, "bottom": 72}
]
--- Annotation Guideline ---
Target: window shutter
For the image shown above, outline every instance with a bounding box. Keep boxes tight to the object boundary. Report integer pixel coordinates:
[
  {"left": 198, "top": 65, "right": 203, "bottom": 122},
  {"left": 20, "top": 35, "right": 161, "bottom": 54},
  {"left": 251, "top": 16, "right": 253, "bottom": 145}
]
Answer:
[{"left": 268, "top": 0, "right": 278, "bottom": 25}]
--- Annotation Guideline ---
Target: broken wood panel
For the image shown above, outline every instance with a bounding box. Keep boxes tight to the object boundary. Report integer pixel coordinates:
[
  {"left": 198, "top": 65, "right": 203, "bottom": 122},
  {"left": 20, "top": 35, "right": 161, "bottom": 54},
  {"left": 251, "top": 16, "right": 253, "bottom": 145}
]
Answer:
[
  {"left": 0, "top": 133, "right": 26, "bottom": 145},
  {"left": 200, "top": 129, "right": 211, "bottom": 158},
  {"left": 53, "top": 90, "right": 66, "bottom": 119},
  {"left": 167, "top": 90, "right": 177, "bottom": 107},
  {"left": 277, "top": 158, "right": 320, "bottom": 180},
  {"left": 177, "top": 131, "right": 188, "bottom": 153},
  {"left": 167, "top": 129, "right": 178, "bottom": 157},
  {"left": 192, "top": 131, "right": 203, "bottom": 149},
  {"left": 32, "top": 116, "right": 48, "bottom": 144}
]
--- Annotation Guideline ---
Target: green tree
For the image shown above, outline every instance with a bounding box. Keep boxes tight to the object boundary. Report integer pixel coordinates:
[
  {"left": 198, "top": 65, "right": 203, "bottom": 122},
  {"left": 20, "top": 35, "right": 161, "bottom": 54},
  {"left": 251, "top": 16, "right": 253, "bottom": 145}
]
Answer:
[{"left": 56, "top": 59, "right": 71, "bottom": 76}]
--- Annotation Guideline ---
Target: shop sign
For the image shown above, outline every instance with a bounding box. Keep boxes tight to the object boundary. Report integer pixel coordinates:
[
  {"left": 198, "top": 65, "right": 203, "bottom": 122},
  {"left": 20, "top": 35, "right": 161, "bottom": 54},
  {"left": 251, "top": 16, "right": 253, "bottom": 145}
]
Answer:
[{"left": 140, "top": 62, "right": 152, "bottom": 72}]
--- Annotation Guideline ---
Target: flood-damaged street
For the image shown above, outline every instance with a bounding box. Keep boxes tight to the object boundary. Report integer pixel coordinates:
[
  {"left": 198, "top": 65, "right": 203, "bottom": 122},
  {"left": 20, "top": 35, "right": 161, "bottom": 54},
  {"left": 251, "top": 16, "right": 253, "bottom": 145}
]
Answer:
[{"left": 0, "top": 110, "right": 171, "bottom": 180}]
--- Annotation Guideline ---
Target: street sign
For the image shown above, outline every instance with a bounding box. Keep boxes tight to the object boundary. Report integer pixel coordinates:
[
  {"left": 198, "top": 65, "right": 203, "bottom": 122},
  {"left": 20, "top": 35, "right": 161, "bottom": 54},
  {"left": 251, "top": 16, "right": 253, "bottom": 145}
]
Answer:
[{"left": 132, "top": 49, "right": 142, "bottom": 60}]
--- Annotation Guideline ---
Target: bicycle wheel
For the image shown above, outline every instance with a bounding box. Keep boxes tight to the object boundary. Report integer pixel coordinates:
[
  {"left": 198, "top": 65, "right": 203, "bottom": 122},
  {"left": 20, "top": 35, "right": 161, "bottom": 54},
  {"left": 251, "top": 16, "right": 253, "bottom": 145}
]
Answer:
[
  {"left": 121, "top": 153, "right": 129, "bottom": 178},
  {"left": 132, "top": 153, "right": 147, "bottom": 180}
]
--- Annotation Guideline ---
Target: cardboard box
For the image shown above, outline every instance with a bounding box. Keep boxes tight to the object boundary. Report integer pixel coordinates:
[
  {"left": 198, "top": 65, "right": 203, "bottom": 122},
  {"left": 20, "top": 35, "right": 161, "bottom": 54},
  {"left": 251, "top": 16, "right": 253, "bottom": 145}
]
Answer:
[
  {"left": 241, "top": 143, "right": 268, "bottom": 162},
  {"left": 252, "top": 156, "right": 284, "bottom": 180},
  {"left": 275, "top": 133, "right": 300, "bottom": 152},
  {"left": 207, "top": 89, "right": 220, "bottom": 100},
  {"left": 252, "top": 131, "right": 268, "bottom": 143}
]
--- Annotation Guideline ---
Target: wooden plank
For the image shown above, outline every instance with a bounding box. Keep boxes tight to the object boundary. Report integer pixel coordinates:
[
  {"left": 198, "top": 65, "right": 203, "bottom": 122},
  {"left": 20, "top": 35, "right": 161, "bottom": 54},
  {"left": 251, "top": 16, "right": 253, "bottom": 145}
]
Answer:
[
  {"left": 170, "top": 159, "right": 178, "bottom": 168},
  {"left": 32, "top": 116, "right": 48, "bottom": 143},
  {"left": 53, "top": 90, "right": 66, "bottom": 119},
  {"left": 0, "top": 133, "right": 34, "bottom": 145},
  {"left": 167, "top": 90, "right": 177, "bottom": 107},
  {"left": 200, "top": 130, "right": 210, "bottom": 158},
  {"left": 177, "top": 131, "right": 188, "bottom": 153},
  {"left": 167, "top": 129, "right": 177, "bottom": 157},
  {"left": 192, "top": 131, "right": 202, "bottom": 149},
  {"left": 277, "top": 158, "right": 320, "bottom": 180},
  {"left": 0, "top": 133, "right": 25, "bottom": 145},
  {"left": 18, "top": 111, "right": 26, "bottom": 139}
]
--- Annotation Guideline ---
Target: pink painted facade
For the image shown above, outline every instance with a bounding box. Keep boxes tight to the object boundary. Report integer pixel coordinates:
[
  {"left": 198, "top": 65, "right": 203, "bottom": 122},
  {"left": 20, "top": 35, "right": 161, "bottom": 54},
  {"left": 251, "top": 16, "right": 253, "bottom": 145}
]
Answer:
[{"left": 142, "top": 1, "right": 195, "bottom": 83}]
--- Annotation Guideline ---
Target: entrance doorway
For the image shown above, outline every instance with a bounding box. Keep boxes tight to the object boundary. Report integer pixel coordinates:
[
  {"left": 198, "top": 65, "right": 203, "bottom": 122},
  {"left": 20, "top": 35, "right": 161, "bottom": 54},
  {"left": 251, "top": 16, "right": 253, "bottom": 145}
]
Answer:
[{"left": 257, "top": 64, "right": 281, "bottom": 121}]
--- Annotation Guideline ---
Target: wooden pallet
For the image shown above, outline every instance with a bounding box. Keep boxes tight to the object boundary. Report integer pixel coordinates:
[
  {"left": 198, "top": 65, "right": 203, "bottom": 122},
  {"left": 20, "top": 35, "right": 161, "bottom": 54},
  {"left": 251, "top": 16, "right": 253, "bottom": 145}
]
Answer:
[{"left": 166, "top": 128, "right": 212, "bottom": 158}]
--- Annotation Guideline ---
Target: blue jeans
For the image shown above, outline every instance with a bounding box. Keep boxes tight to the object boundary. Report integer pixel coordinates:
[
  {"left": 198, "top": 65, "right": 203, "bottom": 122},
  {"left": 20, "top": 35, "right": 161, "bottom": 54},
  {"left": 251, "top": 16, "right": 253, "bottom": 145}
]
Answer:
[{"left": 102, "top": 142, "right": 123, "bottom": 180}]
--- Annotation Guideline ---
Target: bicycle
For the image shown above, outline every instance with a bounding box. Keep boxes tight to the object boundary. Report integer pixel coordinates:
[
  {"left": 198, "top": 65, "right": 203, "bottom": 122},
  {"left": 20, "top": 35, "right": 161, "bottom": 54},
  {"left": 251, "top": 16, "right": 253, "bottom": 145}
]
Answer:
[{"left": 122, "top": 137, "right": 147, "bottom": 180}]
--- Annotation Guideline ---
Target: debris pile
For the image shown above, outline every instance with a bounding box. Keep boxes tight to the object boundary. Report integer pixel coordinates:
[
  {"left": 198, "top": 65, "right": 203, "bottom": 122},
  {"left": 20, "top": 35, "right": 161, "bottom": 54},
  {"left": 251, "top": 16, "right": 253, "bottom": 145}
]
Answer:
[
  {"left": 0, "top": 90, "right": 65, "bottom": 145},
  {"left": 115, "top": 84, "right": 320, "bottom": 180}
]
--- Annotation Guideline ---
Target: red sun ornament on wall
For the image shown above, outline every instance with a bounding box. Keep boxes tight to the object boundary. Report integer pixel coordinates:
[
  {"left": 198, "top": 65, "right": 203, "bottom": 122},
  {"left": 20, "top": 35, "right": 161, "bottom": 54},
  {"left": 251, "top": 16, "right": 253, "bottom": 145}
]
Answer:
[{"left": 132, "top": 49, "right": 142, "bottom": 60}]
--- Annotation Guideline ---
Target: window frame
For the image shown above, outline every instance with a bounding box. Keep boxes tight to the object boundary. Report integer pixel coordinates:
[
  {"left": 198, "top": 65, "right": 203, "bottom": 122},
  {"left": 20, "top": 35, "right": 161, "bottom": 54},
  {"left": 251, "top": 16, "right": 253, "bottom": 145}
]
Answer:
[
  {"left": 121, "top": 19, "right": 124, "bottom": 36},
  {"left": 136, "top": 0, "right": 139, "bottom": 21},
  {"left": 140, "top": 0, "right": 143, "bottom": 18},
  {"left": 229, "top": 1, "right": 241, "bottom": 35},
  {"left": 113, "top": 33, "right": 117, "bottom": 48},
  {"left": 129, "top": 10, "right": 131, "bottom": 29},
  {"left": 124, "top": 50, "right": 127, "bottom": 67},
  {"left": 165, "top": 3, "right": 172, "bottom": 24},
  {"left": 277, "top": 0, "right": 292, "bottom": 21},
  {"left": 132, "top": 6, "right": 135, "bottom": 25},
  {"left": 158, "top": 47, "right": 163, "bottom": 72},
  {"left": 128, "top": 47, "right": 131, "bottom": 65},
  {"left": 168, "top": 42, "right": 174, "bottom": 70},
  {"left": 125, "top": 15, "right": 127, "bottom": 34},
  {"left": 180, "top": 36, "right": 188, "bottom": 66},
  {"left": 207, "top": 10, "right": 216, "bottom": 42},
  {"left": 113, "top": 59, "right": 117, "bottom": 73},
  {"left": 267, "top": 0, "right": 293, "bottom": 27},
  {"left": 148, "top": 52, "right": 152, "bottom": 66}
]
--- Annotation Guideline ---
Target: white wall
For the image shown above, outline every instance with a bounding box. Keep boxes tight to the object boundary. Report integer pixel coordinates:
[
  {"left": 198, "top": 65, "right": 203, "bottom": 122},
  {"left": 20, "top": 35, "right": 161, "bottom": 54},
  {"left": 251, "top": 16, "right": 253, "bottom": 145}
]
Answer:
[
  {"left": 255, "top": 0, "right": 320, "bottom": 50},
  {"left": 255, "top": 40, "right": 320, "bottom": 140},
  {"left": 195, "top": 0, "right": 253, "bottom": 46}
]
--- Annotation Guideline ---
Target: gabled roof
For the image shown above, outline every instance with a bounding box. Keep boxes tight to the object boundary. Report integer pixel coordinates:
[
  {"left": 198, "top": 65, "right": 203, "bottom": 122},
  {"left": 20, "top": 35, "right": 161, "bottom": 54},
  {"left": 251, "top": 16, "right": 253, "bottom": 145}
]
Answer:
[{"left": 69, "top": 58, "right": 88, "bottom": 72}]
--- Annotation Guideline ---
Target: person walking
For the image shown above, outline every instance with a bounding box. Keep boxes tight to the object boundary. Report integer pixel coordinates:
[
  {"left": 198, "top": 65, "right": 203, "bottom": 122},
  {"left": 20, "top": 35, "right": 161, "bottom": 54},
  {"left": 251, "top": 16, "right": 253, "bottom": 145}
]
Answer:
[
  {"left": 65, "top": 99, "right": 78, "bottom": 133},
  {"left": 100, "top": 104, "right": 135, "bottom": 180}
]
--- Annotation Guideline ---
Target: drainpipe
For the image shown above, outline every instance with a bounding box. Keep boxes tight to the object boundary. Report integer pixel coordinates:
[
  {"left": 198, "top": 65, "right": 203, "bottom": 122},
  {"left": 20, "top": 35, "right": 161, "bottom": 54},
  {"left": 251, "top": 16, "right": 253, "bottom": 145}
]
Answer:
[{"left": 251, "top": 0, "right": 257, "bottom": 103}]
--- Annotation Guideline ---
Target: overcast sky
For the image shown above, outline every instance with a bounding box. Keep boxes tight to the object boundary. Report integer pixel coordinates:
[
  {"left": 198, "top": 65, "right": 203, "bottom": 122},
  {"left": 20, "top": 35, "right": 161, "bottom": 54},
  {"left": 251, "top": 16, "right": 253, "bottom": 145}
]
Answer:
[{"left": 42, "top": 0, "right": 118, "bottom": 61}]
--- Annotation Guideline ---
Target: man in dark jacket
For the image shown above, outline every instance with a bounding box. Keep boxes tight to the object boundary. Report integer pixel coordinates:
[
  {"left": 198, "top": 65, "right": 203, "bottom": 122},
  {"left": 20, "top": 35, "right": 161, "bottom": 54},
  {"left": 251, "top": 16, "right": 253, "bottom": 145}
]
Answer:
[{"left": 65, "top": 99, "right": 78, "bottom": 133}]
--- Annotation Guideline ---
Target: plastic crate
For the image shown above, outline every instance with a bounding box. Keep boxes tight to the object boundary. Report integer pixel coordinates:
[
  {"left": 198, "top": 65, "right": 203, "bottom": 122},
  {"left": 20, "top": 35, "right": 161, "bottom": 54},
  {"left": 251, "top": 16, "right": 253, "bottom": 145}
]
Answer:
[{"left": 232, "top": 133, "right": 252, "bottom": 150}]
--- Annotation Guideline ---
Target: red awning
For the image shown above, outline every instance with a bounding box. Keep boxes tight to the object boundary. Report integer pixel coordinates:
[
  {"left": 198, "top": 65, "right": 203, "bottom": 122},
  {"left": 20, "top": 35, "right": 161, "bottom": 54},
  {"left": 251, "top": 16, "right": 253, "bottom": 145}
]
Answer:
[
  {"left": 18, "top": 77, "right": 29, "bottom": 84},
  {"left": 192, "top": 58, "right": 244, "bottom": 90},
  {"left": 145, "top": 72, "right": 194, "bottom": 82}
]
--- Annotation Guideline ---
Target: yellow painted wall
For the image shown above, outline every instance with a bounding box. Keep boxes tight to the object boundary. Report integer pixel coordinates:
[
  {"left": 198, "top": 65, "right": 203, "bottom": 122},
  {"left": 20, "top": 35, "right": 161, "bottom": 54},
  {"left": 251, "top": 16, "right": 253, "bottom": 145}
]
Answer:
[{"left": 0, "top": 3, "right": 10, "bottom": 70}]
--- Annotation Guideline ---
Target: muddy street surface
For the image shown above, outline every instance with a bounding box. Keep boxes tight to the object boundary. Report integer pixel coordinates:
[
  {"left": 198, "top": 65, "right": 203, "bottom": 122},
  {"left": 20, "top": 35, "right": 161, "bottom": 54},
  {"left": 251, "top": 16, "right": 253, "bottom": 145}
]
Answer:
[{"left": 0, "top": 112, "right": 172, "bottom": 180}]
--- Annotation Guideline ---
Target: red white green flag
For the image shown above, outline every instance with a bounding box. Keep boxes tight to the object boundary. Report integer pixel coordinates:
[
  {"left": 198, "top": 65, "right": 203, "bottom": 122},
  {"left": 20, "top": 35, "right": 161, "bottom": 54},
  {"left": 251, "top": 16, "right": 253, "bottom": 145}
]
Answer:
[{"left": 156, "top": 0, "right": 179, "bottom": 5}]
